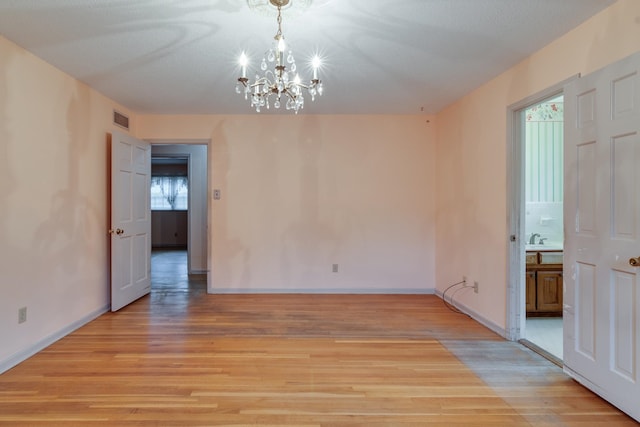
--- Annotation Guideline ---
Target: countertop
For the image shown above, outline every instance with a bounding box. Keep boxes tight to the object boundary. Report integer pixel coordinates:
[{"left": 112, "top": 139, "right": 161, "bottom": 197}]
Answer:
[{"left": 525, "top": 244, "right": 563, "bottom": 251}]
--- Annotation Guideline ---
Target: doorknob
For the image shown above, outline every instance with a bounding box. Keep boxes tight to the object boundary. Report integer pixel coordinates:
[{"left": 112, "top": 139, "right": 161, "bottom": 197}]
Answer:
[
  {"left": 109, "top": 228, "right": 124, "bottom": 235},
  {"left": 629, "top": 257, "right": 640, "bottom": 267}
]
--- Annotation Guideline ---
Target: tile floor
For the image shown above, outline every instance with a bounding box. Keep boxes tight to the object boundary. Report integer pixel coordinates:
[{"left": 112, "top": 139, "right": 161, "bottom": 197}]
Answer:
[{"left": 524, "top": 317, "right": 563, "bottom": 360}]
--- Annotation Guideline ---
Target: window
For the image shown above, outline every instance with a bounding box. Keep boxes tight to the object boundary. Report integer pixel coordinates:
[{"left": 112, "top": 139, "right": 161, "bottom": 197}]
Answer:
[{"left": 151, "top": 176, "right": 188, "bottom": 210}]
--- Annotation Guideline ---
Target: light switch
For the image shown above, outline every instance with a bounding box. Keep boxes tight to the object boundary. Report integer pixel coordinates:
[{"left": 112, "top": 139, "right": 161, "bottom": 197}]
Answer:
[{"left": 213, "top": 189, "right": 221, "bottom": 200}]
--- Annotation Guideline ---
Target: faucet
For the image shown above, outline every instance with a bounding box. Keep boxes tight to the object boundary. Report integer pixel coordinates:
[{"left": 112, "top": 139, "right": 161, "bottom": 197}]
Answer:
[
  {"left": 538, "top": 238, "right": 547, "bottom": 245},
  {"left": 529, "top": 233, "right": 540, "bottom": 244}
]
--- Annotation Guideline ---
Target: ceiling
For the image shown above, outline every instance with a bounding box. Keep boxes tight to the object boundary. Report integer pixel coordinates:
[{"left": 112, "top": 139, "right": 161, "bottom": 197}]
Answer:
[{"left": 0, "top": 0, "right": 616, "bottom": 115}]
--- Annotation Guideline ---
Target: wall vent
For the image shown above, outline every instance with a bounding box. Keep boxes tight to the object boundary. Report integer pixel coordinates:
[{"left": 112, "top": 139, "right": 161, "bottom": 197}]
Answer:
[{"left": 113, "top": 110, "right": 129, "bottom": 130}]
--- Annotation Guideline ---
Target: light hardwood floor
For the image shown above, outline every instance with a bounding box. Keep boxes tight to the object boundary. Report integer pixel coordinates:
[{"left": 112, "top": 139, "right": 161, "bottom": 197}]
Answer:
[{"left": 0, "top": 251, "right": 634, "bottom": 426}]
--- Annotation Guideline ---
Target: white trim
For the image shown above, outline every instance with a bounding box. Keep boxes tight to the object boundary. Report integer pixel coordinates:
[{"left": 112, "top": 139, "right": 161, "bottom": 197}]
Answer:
[
  {"left": 505, "top": 74, "right": 579, "bottom": 342},
  {"left": 147, "top": 139, "right": 210, "bottom": 145},
  {"left": 434, "top": 290, "right": 506, "bottom": 338},
  {"left": 209, "top": 288, "right": 436, "bottom": 295},
  {"left": 0, "top": 305, "right": 109, "bottom": 374}
]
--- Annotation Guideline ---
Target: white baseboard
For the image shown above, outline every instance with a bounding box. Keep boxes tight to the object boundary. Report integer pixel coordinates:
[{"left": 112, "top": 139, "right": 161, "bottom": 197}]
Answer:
[
  {"left": 208, "top": 288, "right": 437, "bottom": 295},
  {"left": 0, "top": 305, "right": 109, "bottom": 374},
  {"left": 434, "top": 289, "right": 506, "bottom": 338}
]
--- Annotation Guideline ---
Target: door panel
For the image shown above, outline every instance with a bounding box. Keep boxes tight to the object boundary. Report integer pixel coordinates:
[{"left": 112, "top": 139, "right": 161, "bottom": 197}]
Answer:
[
  {"left": 575, "top": 261, "right": 596, "bottom": 360},
  {"left": 576, "top": 142, "right": 596, "bottom": 234},
  {"left": 612, "top": 135, "right": 635, "bottom": 236},
  {"left": 564, "top": 52, "right": 640, "bottom": 421},
  {"left": 110, "top": 131, "right": 151, "bottom": 311},
  {"left": 611, "top": 269, "right": 635, "bottom": 380}
]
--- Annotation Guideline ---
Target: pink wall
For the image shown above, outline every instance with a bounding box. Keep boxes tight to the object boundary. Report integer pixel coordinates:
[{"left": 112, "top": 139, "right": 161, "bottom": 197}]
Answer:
[
  {"left": 435, "top": 0, "right": 640, "bottom": 331},
  {"left": 0, "top": 36, "right": 136, "bottom": 370},
  {"left": 138, "top": 114, "right": 437, "bottom": 293}
]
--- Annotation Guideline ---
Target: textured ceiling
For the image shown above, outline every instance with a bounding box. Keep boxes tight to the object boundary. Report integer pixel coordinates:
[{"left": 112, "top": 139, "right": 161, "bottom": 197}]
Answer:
[{"left": 0, "top": 0, "right": 616, "bottom": 114}]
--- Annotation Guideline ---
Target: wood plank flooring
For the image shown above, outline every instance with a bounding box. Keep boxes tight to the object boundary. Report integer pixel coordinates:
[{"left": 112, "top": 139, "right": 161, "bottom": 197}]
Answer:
[{"left": 0, "top": 252, "right": 635, "bottom": 425}]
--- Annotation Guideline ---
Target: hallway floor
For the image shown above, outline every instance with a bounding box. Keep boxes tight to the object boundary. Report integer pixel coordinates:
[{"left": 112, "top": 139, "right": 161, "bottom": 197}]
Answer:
[{"left": 151, "top": 248, "right": 206, "bottom": 300}]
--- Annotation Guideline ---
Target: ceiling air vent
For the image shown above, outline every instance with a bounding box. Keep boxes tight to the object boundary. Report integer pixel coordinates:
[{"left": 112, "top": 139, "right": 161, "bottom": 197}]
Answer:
[{"left": 113, "top": 110, "right": 129, "bottom": 130}]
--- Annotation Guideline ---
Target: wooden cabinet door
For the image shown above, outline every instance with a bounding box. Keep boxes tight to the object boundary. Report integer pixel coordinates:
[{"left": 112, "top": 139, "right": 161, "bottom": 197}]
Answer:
[
  {"left": 536, "top": 271, "right": 563, "bottom": 312},
  {"left": 526, "top": 271, "right": 537, "bottom": 313}
]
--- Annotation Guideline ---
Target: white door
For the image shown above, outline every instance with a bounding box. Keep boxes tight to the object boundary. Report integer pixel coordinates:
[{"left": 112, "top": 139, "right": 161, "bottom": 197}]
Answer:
[
  {"left": 110, "top": 131, "right": 151, "bottom": 311},
  {"left": 564, "top": 52, "right": 640, "bottom": 421}
]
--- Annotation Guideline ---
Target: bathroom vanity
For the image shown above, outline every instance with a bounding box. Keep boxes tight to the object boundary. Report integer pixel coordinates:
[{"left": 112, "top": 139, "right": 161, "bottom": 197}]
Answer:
[{"left": 525, "top": 247, "right": 563, "bottom": 316}]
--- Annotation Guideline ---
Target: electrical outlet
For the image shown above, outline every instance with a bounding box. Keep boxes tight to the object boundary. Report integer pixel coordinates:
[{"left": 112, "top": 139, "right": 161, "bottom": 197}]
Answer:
[
  {"left": 473, "top": 281, "right": 479, "bottom": 293},
  {"left": 332, "top": 264, "right": 339, "bottom": 273},
  {"left": 18, "top": 307, "right": 27, "bottom": 324}
]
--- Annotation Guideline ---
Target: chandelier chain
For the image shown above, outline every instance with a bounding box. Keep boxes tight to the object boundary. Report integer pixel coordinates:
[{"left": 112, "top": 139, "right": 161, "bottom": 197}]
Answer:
[{"left": 275, "top": 5, "right": 283, "bottom": 41}]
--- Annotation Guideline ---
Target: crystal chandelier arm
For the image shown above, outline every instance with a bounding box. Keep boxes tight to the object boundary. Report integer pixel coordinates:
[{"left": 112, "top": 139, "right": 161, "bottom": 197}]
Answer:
[
  {"left": 238, "top": 74, "right": 270, "bottom": 87},
  {"left": 264, "top": 69, "right": 277, "bottom": 81},
  {"left": 280, "top": 87, "right": 297, "bottom": 100},
  {"left": 254, "top": 75, "right": 272, "bottom": 85},
  {"left": 289, "top": 82, "right": 308, "bottom": 90}
]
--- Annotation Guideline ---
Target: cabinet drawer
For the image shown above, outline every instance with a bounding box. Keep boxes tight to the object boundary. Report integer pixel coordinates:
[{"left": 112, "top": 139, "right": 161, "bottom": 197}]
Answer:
[
  {"left": 540, "top": 252, "right": 563, "bottom": 264},
  {"left": 526, "top": 253, "right": 538, "bottom": 264}
]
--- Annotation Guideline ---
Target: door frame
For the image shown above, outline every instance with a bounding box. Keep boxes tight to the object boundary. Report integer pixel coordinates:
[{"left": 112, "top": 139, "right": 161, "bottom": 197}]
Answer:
[
  {"left": 148, "top": 139, "right": 211, "bottom": 287},
  {"left": 505, "top": 75, "right": 578, "bottom": 341}
]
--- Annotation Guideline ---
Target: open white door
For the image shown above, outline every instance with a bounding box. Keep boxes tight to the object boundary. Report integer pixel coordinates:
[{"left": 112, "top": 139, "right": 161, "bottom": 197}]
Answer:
[
  {"left": 564, "top": 52, "right": 640, "bottom": 421},
  {"left": 110, "top": 131, "right": 151, "bottom": 311}
]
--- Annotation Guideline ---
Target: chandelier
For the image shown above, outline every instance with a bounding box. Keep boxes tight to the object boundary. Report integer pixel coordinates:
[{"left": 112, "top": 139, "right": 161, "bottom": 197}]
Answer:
[{"left": 236, "top": 0, "right": 324, "bottom": 113}]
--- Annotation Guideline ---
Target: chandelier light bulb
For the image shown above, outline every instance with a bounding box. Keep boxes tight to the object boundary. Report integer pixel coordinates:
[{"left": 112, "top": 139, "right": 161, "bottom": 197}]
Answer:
[
  {"left": 239, "top": 52, "right": 248, "bottom": 78},
  {"left": 236, "top": 0, "right": 324, "bottom": 114},
  {"left": 312, "top": 56, "right": 321, "bottom": 80}
]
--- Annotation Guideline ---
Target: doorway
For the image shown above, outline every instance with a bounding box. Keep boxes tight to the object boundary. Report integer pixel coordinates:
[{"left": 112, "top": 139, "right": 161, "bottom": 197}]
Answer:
[
  {"left": 506, "top": 78, "right": 575, "bottom": 363},
  {"left": 150, "top": 155, "right": 189, "bottom": 290},
  {"left": 150, "top": 143, "right": 209, "bottom": 293},
  {"left": 522, "top": 95, "right": 564, "bottom": 361}
]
